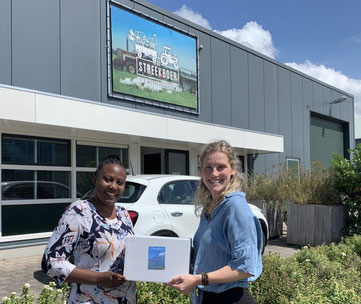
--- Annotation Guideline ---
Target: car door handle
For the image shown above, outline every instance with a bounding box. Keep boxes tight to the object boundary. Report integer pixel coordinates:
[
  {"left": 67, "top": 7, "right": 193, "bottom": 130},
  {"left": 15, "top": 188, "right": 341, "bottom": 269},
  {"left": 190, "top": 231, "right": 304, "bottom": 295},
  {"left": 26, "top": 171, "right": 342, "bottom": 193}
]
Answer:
[{"left": 171, "top": 211, "right": 183, "bottom": 217}]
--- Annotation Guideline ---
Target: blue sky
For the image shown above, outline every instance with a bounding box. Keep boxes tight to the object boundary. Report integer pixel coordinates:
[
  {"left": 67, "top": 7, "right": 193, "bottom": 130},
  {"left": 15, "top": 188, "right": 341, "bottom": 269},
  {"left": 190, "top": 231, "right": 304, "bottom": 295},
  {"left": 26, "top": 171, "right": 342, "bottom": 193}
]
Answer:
[{"left": 147, "top": 0, "right": 361, "bottom": 117}]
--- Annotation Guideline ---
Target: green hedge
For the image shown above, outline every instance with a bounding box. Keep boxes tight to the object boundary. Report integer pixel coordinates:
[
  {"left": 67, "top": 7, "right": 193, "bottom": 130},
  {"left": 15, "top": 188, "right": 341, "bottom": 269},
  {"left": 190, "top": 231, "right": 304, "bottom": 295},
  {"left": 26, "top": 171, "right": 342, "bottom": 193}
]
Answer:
[
  {"left": 2, "top": 235, "right": 361, "bottom": 304},
  {"left": 137, "top": 282, "right": 188, "bottom": 304},
  {"left": 332, "top": 144, "right": 361, "bottom": 236},
  {"left": 250, "top": 234, "right": 361, "bottom": 304}
]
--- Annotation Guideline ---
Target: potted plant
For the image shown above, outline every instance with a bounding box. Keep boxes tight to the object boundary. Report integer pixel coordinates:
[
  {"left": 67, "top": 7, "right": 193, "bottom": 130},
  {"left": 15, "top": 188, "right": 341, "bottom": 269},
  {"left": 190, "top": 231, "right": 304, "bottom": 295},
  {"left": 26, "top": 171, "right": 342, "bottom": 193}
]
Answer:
[
  {"left": 243, "top": 166, "right": 290, "bottom": 239},
  {"left": 286, "top": 162, "right": 345, "bottom": 246}
]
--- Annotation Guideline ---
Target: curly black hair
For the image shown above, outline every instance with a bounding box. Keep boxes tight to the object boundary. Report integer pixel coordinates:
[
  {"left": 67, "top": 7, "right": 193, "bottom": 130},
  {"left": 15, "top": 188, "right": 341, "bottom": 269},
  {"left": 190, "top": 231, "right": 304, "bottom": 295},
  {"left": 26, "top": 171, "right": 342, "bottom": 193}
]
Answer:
[{"left": 94, "top": 154, "right": 125, "bottom": 177}]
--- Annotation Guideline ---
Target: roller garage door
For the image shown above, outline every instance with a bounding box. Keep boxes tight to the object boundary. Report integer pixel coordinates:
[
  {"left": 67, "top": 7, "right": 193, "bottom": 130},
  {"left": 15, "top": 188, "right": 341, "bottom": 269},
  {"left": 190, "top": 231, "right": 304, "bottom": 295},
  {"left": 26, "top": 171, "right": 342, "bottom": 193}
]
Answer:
[{"left": 310, "top": 114, "right": 346, "bottom": 166}]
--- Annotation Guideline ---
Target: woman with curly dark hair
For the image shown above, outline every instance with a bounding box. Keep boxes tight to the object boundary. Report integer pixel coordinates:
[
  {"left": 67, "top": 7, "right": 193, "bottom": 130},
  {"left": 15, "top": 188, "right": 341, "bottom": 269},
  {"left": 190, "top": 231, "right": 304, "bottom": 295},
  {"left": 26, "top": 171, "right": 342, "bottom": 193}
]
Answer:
[{"left": 42, "top": 155, "right": 136, "bottom": 304}]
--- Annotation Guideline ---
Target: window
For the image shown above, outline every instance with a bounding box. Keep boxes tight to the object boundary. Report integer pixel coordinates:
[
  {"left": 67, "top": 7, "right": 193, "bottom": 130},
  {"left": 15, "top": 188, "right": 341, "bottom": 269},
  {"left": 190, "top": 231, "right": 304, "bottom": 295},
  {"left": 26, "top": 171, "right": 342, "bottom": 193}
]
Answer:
[
  {"left": 76, "top": 145, "right": 97, "bottom": 167},
  {"left": 76, "top": 172, "right": 94, "bottom": 197},
  {"left": 75, "top": 142, "right": 129, "bottom": 197},
  {"left": 1, "top": 134, "right": 72, "bottom": 237},
  {"left": 0, "top": 135, "right": 131, "bottom": 238},
  {"left": 1, "top": 134, "right": 72, "bottom": 201},
  {"left": 286, "top": 157, "right": 300, "bottom": 179},
  {"left": 158, "top": 180, "right": 198, "bottom": 205},
  {"left": 2, "top": 134, "right": 70, "bottom": 166},
  {"left": 119, "top": 182, "right": 146, "bottom": 203},
  {"left": 76, "top": 144, "right": 128, "bottom": 168},
  {"left": 2, "top": 170, "right": 71, "bottom": 200},
  {"left": 2, "top": 136, "right": 34, "bottom": 165}
]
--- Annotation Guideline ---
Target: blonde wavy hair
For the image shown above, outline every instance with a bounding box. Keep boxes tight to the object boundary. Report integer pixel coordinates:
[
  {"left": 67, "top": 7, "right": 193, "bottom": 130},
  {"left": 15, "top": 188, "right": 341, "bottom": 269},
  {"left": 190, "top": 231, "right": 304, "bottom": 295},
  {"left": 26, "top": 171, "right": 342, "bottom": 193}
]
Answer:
[{"left": 195, "top": 140, "right": 242, "bottom": 216}]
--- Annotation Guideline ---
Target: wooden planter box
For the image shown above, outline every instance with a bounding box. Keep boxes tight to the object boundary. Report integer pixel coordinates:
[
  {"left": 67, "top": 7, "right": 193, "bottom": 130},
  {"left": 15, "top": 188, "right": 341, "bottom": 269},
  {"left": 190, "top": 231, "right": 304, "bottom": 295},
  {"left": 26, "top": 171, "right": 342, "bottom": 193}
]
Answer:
[
  {"left": 249, "top": 200, "right": 283, "bottom": 238},
  {"left": 287, "top": 203, "right": 346, "bottom": 246}
]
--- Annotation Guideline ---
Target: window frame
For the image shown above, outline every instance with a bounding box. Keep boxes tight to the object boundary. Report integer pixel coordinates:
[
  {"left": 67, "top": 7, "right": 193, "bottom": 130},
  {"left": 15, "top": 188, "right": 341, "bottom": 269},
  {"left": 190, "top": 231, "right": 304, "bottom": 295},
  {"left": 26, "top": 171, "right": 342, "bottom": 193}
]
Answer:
[
  {"left": 2, "top": 133, "right": 71, "bottom": 166},
  {"left": 0, "top": 134, "right": 73, "bottom": 241},
  {"left": 286, "top": 157, "right": 300, "bottom": 180},
  {"left": 75, "top": 141, "right": 129, "bottom": 198}
]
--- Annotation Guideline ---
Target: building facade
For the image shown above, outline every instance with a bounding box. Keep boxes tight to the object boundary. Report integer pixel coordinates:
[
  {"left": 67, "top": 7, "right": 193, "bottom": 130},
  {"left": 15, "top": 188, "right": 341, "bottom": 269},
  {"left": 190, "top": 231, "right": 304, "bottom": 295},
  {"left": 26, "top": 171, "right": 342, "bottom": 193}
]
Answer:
[
  {"left": 355, "top": 117, "right": 361, "bottom": 146},
  {"left": 0, "top": 0, "right": 354, "bottom": 244}
]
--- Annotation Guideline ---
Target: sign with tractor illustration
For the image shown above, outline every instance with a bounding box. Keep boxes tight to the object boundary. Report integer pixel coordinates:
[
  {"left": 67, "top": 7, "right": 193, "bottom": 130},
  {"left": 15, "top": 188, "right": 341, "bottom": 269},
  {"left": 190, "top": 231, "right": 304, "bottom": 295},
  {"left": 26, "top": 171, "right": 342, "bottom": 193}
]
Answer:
[
  {"left": 160, "top": 46, "right": 179, "bottom": 69},
  {"left": 109, "top": 3, "right": 198, "bottom": 112}
]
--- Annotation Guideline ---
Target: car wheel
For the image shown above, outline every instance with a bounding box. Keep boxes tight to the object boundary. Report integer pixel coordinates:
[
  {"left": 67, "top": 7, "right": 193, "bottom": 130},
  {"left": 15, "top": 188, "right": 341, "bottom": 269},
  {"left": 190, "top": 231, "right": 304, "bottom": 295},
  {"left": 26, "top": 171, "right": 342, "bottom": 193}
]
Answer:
[{"left": 151, "top": 230, "right": 178, "bottom": 237}]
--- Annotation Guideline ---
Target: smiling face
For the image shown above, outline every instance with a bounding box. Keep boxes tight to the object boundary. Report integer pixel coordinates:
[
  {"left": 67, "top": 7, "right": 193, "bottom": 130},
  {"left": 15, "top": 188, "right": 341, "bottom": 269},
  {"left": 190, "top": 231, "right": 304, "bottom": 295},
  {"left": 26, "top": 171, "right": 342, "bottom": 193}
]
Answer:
[
  {"left": 92, "top": 163, "right": 126, "bottom": 208},
  {"left": 201, "top": 151, "right": 236, "bottom": 199}
]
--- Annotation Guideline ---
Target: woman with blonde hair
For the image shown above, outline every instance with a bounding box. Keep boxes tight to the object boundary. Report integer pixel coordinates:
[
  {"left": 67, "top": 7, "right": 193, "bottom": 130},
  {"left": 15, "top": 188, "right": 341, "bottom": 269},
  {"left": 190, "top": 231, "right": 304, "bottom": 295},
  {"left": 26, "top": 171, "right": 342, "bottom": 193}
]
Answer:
[{"left": 168, "top": 140, "right": 263, "bottom": 304}]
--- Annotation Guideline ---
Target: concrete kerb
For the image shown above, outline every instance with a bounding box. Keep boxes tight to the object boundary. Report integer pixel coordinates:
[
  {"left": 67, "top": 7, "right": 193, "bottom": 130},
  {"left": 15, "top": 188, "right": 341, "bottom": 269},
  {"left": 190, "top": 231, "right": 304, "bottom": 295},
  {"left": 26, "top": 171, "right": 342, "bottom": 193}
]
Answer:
[{"left": 0, "top": 244, "right": 46, "bottom": 260}]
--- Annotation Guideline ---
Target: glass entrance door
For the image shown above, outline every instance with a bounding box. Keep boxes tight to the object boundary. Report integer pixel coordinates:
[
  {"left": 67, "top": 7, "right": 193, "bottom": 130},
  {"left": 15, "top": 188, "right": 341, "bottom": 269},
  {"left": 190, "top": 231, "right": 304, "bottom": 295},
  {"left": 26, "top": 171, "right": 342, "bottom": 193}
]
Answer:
[
  {"left": 165, "top": 149, "right": 189, "bottom": 175},
  {"left": 141, "top": 147, "right": 189, "bottom": 175}
]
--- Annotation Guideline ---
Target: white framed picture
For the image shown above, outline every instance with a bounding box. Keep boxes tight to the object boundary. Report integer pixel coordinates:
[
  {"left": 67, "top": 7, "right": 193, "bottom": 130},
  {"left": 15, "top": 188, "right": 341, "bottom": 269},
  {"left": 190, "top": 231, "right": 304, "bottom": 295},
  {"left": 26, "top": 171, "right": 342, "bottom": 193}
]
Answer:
[{"left": 124, "top": 235, "right": 191, "bottom": 283}]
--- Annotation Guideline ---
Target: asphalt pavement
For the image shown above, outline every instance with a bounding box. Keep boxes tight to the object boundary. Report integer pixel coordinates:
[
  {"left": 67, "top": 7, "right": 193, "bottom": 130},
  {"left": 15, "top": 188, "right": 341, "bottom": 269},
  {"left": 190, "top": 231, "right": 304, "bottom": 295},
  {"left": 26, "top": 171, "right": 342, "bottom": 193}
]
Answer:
[{"left": 0, "top": 235, "right": 299, "bottom": 300}]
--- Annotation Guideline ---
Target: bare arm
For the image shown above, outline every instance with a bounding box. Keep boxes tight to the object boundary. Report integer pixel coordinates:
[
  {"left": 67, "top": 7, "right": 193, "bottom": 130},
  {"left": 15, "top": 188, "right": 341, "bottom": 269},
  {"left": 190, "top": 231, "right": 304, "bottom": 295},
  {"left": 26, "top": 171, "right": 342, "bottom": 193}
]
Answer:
[
  {"left": 168, "top": 266, "right": 252, "bottom": 295},
  {"left": 207, "top": 266, "right": 252, "bottom": 283},
  {"left": 66, "top": 267, "right": 126, "bottom": 288}
]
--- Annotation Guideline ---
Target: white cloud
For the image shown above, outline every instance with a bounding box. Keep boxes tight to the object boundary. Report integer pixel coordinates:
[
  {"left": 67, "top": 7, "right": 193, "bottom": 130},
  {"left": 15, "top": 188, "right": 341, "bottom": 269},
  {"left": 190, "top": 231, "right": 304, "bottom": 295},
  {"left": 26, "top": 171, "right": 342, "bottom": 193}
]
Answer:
[
  {"left": 173, "top": 5, "right": 360, "bottom": 118},
  {"left": 214, "top": 22, "right": 278, "bottom": 59},
  {"left": 174, "top": 6, "right": 277, "bottom": 59},
  {"left": 285, "top": 60, "right": 361, "bottom": 117},
  {"left": 174, "top": 5, "right": 211, "bottom": 30}
]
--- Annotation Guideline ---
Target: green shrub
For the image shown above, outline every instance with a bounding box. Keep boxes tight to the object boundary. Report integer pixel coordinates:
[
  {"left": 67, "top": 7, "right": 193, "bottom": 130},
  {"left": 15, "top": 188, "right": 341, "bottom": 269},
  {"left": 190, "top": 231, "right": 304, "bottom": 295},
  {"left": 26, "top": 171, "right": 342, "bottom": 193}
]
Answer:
[
  {"left": 249, "top": 253, "right": 306, "bottom": 304},
  {"left": 1, "top": 282, "right": 69, "bottom": 304},
  {"left": 244, "top": 162, "right": 341, "bottom": 206},
  {"left": 0, "top": 281, "right": 187, "bottom": 304},
  {"left": 250, "top": 235, "right": 361, "bottom": 304},
  {"left": 2, "top": 236, "right": 361, "bottom": 304},
  {"left": 332, "top": 144, "right": 361, "bottom": 236},
  {"left": 343, "top": 234, "right": 361, "bottom": 255},
  {"left": 136, "top": 282, "right": 188, "bottom": 304},
  {"left": 292, "top": 162, "right": 341, "bottom": 205}
]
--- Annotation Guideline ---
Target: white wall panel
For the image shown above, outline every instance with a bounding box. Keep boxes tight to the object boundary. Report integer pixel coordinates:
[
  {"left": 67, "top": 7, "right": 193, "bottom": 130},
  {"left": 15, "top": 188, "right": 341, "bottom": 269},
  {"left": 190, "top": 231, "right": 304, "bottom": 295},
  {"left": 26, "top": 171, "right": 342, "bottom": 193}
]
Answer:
[{"left": 0, "top": 87, "right": 36, "bottom": 122}]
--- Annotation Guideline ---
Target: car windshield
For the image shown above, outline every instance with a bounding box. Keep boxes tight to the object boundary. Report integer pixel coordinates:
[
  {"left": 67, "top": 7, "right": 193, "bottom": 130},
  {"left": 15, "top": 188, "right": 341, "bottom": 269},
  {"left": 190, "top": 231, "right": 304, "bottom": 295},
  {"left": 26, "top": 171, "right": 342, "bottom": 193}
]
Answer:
[{"left": 82, "top": 181, "right": 146, "bottom": 203}]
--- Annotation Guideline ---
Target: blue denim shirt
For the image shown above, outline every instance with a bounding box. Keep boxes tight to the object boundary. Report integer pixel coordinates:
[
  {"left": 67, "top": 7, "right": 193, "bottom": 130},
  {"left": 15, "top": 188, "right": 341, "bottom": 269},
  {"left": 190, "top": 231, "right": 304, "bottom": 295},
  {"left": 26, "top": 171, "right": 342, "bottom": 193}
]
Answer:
[{"left": 191, "top": 191, "right": 263, "bottom": 302}]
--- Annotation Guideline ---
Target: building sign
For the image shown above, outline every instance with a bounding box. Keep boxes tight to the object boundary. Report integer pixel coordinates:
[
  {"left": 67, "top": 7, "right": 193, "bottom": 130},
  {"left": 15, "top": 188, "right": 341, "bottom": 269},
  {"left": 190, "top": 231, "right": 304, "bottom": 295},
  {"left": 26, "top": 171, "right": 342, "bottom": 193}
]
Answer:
[{"left": 108, "top": 2, "right": 199, "bottom": 113}]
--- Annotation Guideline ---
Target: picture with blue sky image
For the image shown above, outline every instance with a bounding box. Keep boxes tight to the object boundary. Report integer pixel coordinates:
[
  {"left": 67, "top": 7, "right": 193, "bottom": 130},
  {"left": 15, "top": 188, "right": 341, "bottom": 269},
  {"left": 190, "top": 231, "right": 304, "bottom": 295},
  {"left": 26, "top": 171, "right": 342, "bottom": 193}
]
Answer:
[{"left": 148, "top": 246, "right": 166, "bottom": 270}]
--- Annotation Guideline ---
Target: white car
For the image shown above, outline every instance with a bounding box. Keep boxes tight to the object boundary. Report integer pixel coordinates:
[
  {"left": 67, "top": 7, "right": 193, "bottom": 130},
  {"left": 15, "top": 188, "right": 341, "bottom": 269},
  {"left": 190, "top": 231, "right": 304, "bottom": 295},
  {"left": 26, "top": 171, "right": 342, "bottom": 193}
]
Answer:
[{"left": 72, "top": 175, "right": 269, "bottom": 253}]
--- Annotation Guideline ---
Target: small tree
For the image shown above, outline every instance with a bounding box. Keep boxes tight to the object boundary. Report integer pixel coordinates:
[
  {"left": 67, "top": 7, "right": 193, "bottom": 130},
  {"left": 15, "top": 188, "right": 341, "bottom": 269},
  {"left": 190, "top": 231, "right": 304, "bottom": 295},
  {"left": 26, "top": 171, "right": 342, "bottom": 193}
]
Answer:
[{"left": 332, "top": 144, "right": 361, "bottom": 236}]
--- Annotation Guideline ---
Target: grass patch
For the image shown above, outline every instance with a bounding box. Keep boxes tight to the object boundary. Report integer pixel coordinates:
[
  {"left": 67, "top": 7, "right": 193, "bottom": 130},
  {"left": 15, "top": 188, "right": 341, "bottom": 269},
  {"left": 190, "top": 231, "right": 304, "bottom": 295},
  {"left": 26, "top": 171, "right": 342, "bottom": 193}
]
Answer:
[{"left": 112, "top": 68, "right": 197, "bottom": 109}]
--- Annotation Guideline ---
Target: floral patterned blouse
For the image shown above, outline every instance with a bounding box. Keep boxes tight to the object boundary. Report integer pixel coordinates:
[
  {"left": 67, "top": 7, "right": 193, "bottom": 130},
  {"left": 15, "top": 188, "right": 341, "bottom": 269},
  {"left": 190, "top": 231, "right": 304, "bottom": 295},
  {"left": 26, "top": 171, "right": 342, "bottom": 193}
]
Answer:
[{"left": 42, "top": 200, "right": 136, "bottom": 304}]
